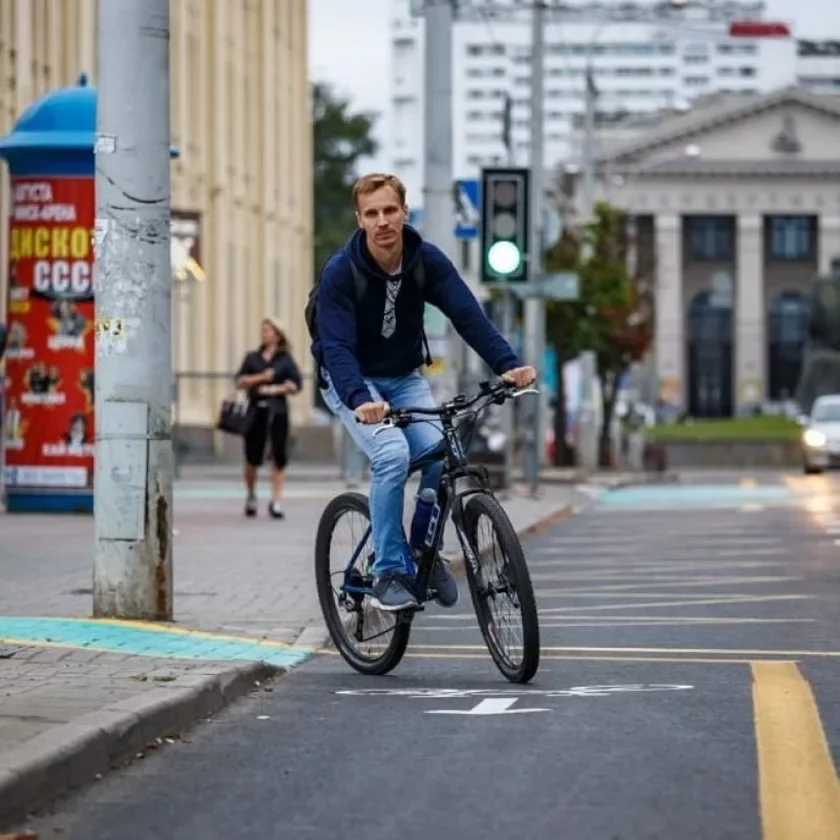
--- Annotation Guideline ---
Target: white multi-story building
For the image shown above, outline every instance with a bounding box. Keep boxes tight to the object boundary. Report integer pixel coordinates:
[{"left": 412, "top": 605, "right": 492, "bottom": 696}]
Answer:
[
  {"left": 390, "top": 0, "right": 812, "bottom": 203},
  {"left": 797, "top": 40, "right": 840, "bottom": 94}
]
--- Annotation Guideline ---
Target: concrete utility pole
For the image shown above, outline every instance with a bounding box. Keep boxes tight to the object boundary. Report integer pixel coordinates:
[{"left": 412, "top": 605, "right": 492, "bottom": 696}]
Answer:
[
  {"left": 422, "top": 0, "right": 459, "bottom": 401},
  {"left": 522, "top": 0, "right": 546, "bottom": 496},
  {"left": 93, "top": 0, "right": 174, "bottom": 620}
]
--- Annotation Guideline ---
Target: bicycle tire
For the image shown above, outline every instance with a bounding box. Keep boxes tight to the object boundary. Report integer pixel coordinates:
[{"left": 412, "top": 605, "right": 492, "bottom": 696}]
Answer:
[
  {"left": 314, "top": 491, "right": 411, "bottom": 676},
  {"left": 462, "top": 492, "right": 540, "bottom": 683}
]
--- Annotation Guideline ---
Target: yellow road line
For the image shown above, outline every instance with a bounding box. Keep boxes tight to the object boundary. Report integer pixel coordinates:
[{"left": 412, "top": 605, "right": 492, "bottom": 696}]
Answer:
[
  {"left": 752, "top": 662, "right": 840, "bottom": 839},
  {"left": 404, "top": 643, "right": 840, "bottom": 659},
  {"left": 417, "top": 619, "right": 815, "bottom": 630},
  {"left": 317, "top": 649, "right": 775, "bottom": 665}
]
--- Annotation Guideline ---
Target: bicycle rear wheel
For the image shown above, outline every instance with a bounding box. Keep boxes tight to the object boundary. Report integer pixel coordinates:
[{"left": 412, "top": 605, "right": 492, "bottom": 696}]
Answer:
[
  {"left": 462, "top": 493, "right": 540, "bottom": 683},
  {"left": 314, "top": 492, "right": 411, "bottom": 676}
]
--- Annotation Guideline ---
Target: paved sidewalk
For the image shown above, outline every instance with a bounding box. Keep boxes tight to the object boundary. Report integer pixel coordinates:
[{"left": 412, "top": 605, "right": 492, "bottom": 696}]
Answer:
[
  {"left": 1, "top": 476, "right": 577, "bottom": 643},
  {"left": 0, "top": 471, "right": 581, "bottom": 827}
]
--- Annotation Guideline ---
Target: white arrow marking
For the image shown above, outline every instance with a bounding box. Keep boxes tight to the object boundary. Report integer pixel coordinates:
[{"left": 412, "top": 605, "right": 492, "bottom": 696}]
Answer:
[{"left": 424, "top": 697, "right": 551, "bottom": 715}]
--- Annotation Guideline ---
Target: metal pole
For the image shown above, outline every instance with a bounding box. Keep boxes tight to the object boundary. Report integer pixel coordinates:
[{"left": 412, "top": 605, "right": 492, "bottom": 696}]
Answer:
[
  {"left": 422, "top": 0, "right": 458, "bottom": 401},
  {"left": 575, "top": 62, "right": 600, "bottom": 470},
  {"left": 93, "top": 0, "right": 174, "bottom": 620},
  {"left": 581, "top": 65, "right": 596, "bottom": 225},
  {"left": 523, "top": 0, "right": 546, "bottom": 496},
  {"left": 501, "top": 289, "right": 515, "bottom": 489}
]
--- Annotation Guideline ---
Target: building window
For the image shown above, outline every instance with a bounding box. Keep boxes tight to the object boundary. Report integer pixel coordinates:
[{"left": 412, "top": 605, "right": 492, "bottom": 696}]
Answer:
[
  {"left": 688, "top": 217, "right": 734, "bottom": 261},
  {"left": 769, "top": 216, "right": 814, "bottom": 260},
  {"left": 768, "top": 292, "right": 809, "bottom": 401},
  {"left": 466, "top": 44, "right": 505, "bottom": 56}
]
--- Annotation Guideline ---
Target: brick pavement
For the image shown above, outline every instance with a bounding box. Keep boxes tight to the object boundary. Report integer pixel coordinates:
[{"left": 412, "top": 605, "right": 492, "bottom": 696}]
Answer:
[
  {"left": 0, "top": 645, "right": 267, "bottom": 753},
  {"left": 1, "top": 471, "right": 578, "bottom": 644}
]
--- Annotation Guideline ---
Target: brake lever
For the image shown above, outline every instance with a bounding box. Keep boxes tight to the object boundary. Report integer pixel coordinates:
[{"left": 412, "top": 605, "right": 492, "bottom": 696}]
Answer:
[
  {"left": 372, "top": 418, "right": 396, "bottom": 437},
  {"left": 511, "top": 386, "right": 541, "bottom": 398}
]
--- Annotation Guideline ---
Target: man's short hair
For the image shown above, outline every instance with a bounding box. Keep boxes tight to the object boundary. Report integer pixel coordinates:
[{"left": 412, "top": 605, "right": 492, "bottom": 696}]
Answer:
[{"left": 352, "top": 173, "right": 407, "bottom": 210}]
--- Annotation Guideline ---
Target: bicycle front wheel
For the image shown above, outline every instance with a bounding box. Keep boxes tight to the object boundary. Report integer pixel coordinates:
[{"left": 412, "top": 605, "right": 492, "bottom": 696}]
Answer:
[
  {"left": 462, "top": 493, "right": 540, "bottom": 683},
  {"left": 314, "top": 492, "right": 411, "bottom": 676}
]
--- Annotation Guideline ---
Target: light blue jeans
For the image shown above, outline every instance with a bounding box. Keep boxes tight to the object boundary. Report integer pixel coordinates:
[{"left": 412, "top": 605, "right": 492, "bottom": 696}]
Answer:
[{"left": 320, "top": 368, "right": 444, "bottom": 578}]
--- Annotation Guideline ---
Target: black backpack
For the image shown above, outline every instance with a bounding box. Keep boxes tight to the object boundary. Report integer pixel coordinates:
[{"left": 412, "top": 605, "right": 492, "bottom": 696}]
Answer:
[{"left": 305, "top": 256, "right": 432, "bottom": 366}]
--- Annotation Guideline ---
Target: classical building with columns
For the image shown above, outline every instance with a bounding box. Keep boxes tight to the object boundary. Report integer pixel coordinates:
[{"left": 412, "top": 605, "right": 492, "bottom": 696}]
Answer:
[{"left": 596, "top": 87, "right": 840, "bottom": 418}]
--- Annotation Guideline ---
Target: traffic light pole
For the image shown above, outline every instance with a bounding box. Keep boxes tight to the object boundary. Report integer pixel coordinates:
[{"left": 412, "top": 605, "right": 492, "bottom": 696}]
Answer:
[
  {"left": 501, "top": 286, "right": 515, "bottom": 490},
  {"left": 522, "top": 0, "right": 546, "bottom": 496}
]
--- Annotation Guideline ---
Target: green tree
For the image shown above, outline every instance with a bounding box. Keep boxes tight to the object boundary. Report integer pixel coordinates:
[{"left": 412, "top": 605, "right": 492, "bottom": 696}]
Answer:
[
  {"left": 545, "top": 201, "right": 654, "bottom": 467},
  {"left": 312, "top": 82, "right": 379, "bottom": 274}
]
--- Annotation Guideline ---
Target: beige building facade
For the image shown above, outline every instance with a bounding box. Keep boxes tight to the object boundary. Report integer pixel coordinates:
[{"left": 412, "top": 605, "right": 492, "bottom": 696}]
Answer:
[
  {"left": 0, "top": 0, "right": 315, "bottom": 445},
  {"left": 595, "top": 88, "right": 840, "bottom": 418}
]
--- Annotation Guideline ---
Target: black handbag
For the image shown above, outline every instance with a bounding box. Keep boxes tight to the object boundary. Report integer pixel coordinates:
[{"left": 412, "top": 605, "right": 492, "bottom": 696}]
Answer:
[{"left": 217, "top": 392, "right": 256, "bottom": 437}]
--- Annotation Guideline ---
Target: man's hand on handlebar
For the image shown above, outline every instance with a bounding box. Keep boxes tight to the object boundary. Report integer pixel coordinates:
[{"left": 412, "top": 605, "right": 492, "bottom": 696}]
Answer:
[
  {"left": 354, "top": 401, "right": 390, "bottom": 425},
  {"left": 501, "top": 366, "right": 537, "bottom": 390}
]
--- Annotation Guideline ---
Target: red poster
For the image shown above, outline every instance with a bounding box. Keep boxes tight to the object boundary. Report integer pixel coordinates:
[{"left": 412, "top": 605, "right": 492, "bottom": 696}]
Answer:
[{"left": 2, "top": 176, "right": 95, "bottom": 492}]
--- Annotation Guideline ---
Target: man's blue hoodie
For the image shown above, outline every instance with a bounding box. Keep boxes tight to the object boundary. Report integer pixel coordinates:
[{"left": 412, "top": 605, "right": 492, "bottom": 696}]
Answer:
[{"left": 311, "top": 225, "right": 521, "bottom": 410}]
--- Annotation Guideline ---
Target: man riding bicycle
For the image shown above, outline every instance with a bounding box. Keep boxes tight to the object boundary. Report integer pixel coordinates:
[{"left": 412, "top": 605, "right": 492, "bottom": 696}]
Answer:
[{"left": 308, "top": 173, "right": 536, "bottom": 613}]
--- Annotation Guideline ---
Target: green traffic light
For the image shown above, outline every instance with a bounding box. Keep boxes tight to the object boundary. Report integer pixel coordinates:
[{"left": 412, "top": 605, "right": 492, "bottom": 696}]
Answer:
[{"left": 487, "top": 240, "right": 522, "bottom": 276}]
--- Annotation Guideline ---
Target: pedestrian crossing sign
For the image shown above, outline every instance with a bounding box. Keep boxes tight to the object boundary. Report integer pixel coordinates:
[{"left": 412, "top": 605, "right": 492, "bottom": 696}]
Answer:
[{"left": 454, "top": 179, "right": 480, "bottom": 240}]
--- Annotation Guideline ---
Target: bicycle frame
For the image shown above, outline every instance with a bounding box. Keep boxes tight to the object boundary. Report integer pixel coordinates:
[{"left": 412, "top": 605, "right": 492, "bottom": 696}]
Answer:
[{"left": 339, "top": 381, "right": 537, "bottom": 605}]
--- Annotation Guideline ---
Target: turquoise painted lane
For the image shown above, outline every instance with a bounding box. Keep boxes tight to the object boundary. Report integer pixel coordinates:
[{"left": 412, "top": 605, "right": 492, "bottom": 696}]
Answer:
[
  {"left": 596, "top": 483, "right": 795, "bottom": 510},
  {"left": 0, "top": 617, "right": 313, "bottom": 669}
]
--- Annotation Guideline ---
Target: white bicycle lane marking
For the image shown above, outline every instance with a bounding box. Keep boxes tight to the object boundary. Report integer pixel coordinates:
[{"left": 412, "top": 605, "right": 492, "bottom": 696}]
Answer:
[{"left": 335, "top": 684, "right": 694, "bottom": 715}]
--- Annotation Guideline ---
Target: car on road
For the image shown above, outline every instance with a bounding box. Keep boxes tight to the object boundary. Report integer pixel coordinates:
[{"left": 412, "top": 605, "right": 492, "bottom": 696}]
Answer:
[{"left": 799, "top": 394, "right": 840, "bottom": 474}]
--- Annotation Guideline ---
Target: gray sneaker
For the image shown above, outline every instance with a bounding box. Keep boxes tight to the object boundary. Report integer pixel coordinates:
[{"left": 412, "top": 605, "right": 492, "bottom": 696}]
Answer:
[
  {"left": 370, "top": 573, "right": 420, "bottom": 612},
  {"left": 429, "top": 556, "right": 459, "bottom": 608}
]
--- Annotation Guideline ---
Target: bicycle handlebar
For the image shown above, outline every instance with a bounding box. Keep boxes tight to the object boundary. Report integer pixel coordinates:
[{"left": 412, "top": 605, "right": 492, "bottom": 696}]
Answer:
[{"left": 353, "top": 378, "right": 540, "bottom": 435}]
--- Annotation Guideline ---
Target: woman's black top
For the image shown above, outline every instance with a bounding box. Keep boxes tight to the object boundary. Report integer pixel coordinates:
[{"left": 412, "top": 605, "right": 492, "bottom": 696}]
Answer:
[{"left": 236, "top": 347, "right": 303, "bottom": 413}]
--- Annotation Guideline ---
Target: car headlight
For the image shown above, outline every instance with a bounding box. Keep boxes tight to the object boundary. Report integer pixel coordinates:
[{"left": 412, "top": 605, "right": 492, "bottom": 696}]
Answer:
[{"left": 803, "top": 428, "right": 827, "bottom": 448}]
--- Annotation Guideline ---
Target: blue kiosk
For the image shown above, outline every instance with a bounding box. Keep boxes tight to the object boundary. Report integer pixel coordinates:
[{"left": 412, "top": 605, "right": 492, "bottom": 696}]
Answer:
[{"left": 0, "top": 73, "right": 177, "bottom": 514}]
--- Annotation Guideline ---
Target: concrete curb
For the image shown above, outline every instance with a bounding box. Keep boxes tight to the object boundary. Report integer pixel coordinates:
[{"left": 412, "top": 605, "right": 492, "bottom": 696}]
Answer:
[{"left": 0, "top": 660, "right": 281, "bottom": 829}]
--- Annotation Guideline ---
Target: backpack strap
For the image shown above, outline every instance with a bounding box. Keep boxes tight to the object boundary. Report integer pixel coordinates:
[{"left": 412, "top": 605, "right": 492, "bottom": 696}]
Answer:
[
  {"left": 348, "top": 260, "right": 367, "bottom": 300},
  {"left": 412, "top": 257, "right": 433, "bottom": 367}
]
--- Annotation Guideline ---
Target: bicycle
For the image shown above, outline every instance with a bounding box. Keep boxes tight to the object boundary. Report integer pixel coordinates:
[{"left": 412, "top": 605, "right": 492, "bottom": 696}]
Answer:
[{"left": 314, "top": 379, "right": 541, "bottom": 684}]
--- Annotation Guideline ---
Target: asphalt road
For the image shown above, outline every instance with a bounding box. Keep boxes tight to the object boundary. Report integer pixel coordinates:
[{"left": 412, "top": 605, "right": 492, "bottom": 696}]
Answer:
[{"left": 21, "top": 470, "right": 840, "bottom": 840}]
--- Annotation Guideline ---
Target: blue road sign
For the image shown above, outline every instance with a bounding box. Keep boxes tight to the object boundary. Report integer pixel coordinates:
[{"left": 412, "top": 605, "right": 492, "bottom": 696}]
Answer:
[{"left": 454, "top": 178, "right": 480, "bottom": 240}]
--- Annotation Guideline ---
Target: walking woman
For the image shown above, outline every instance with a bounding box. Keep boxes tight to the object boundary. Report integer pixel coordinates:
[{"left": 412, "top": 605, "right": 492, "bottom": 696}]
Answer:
[{"left": 235, "top": 317, "right": 303, "bottom": 519}]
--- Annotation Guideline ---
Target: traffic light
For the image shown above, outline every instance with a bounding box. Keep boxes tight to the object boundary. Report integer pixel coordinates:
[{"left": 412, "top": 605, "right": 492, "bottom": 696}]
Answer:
[{"left": 480, "top": 167, "right": 530, "bottom": 284}]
